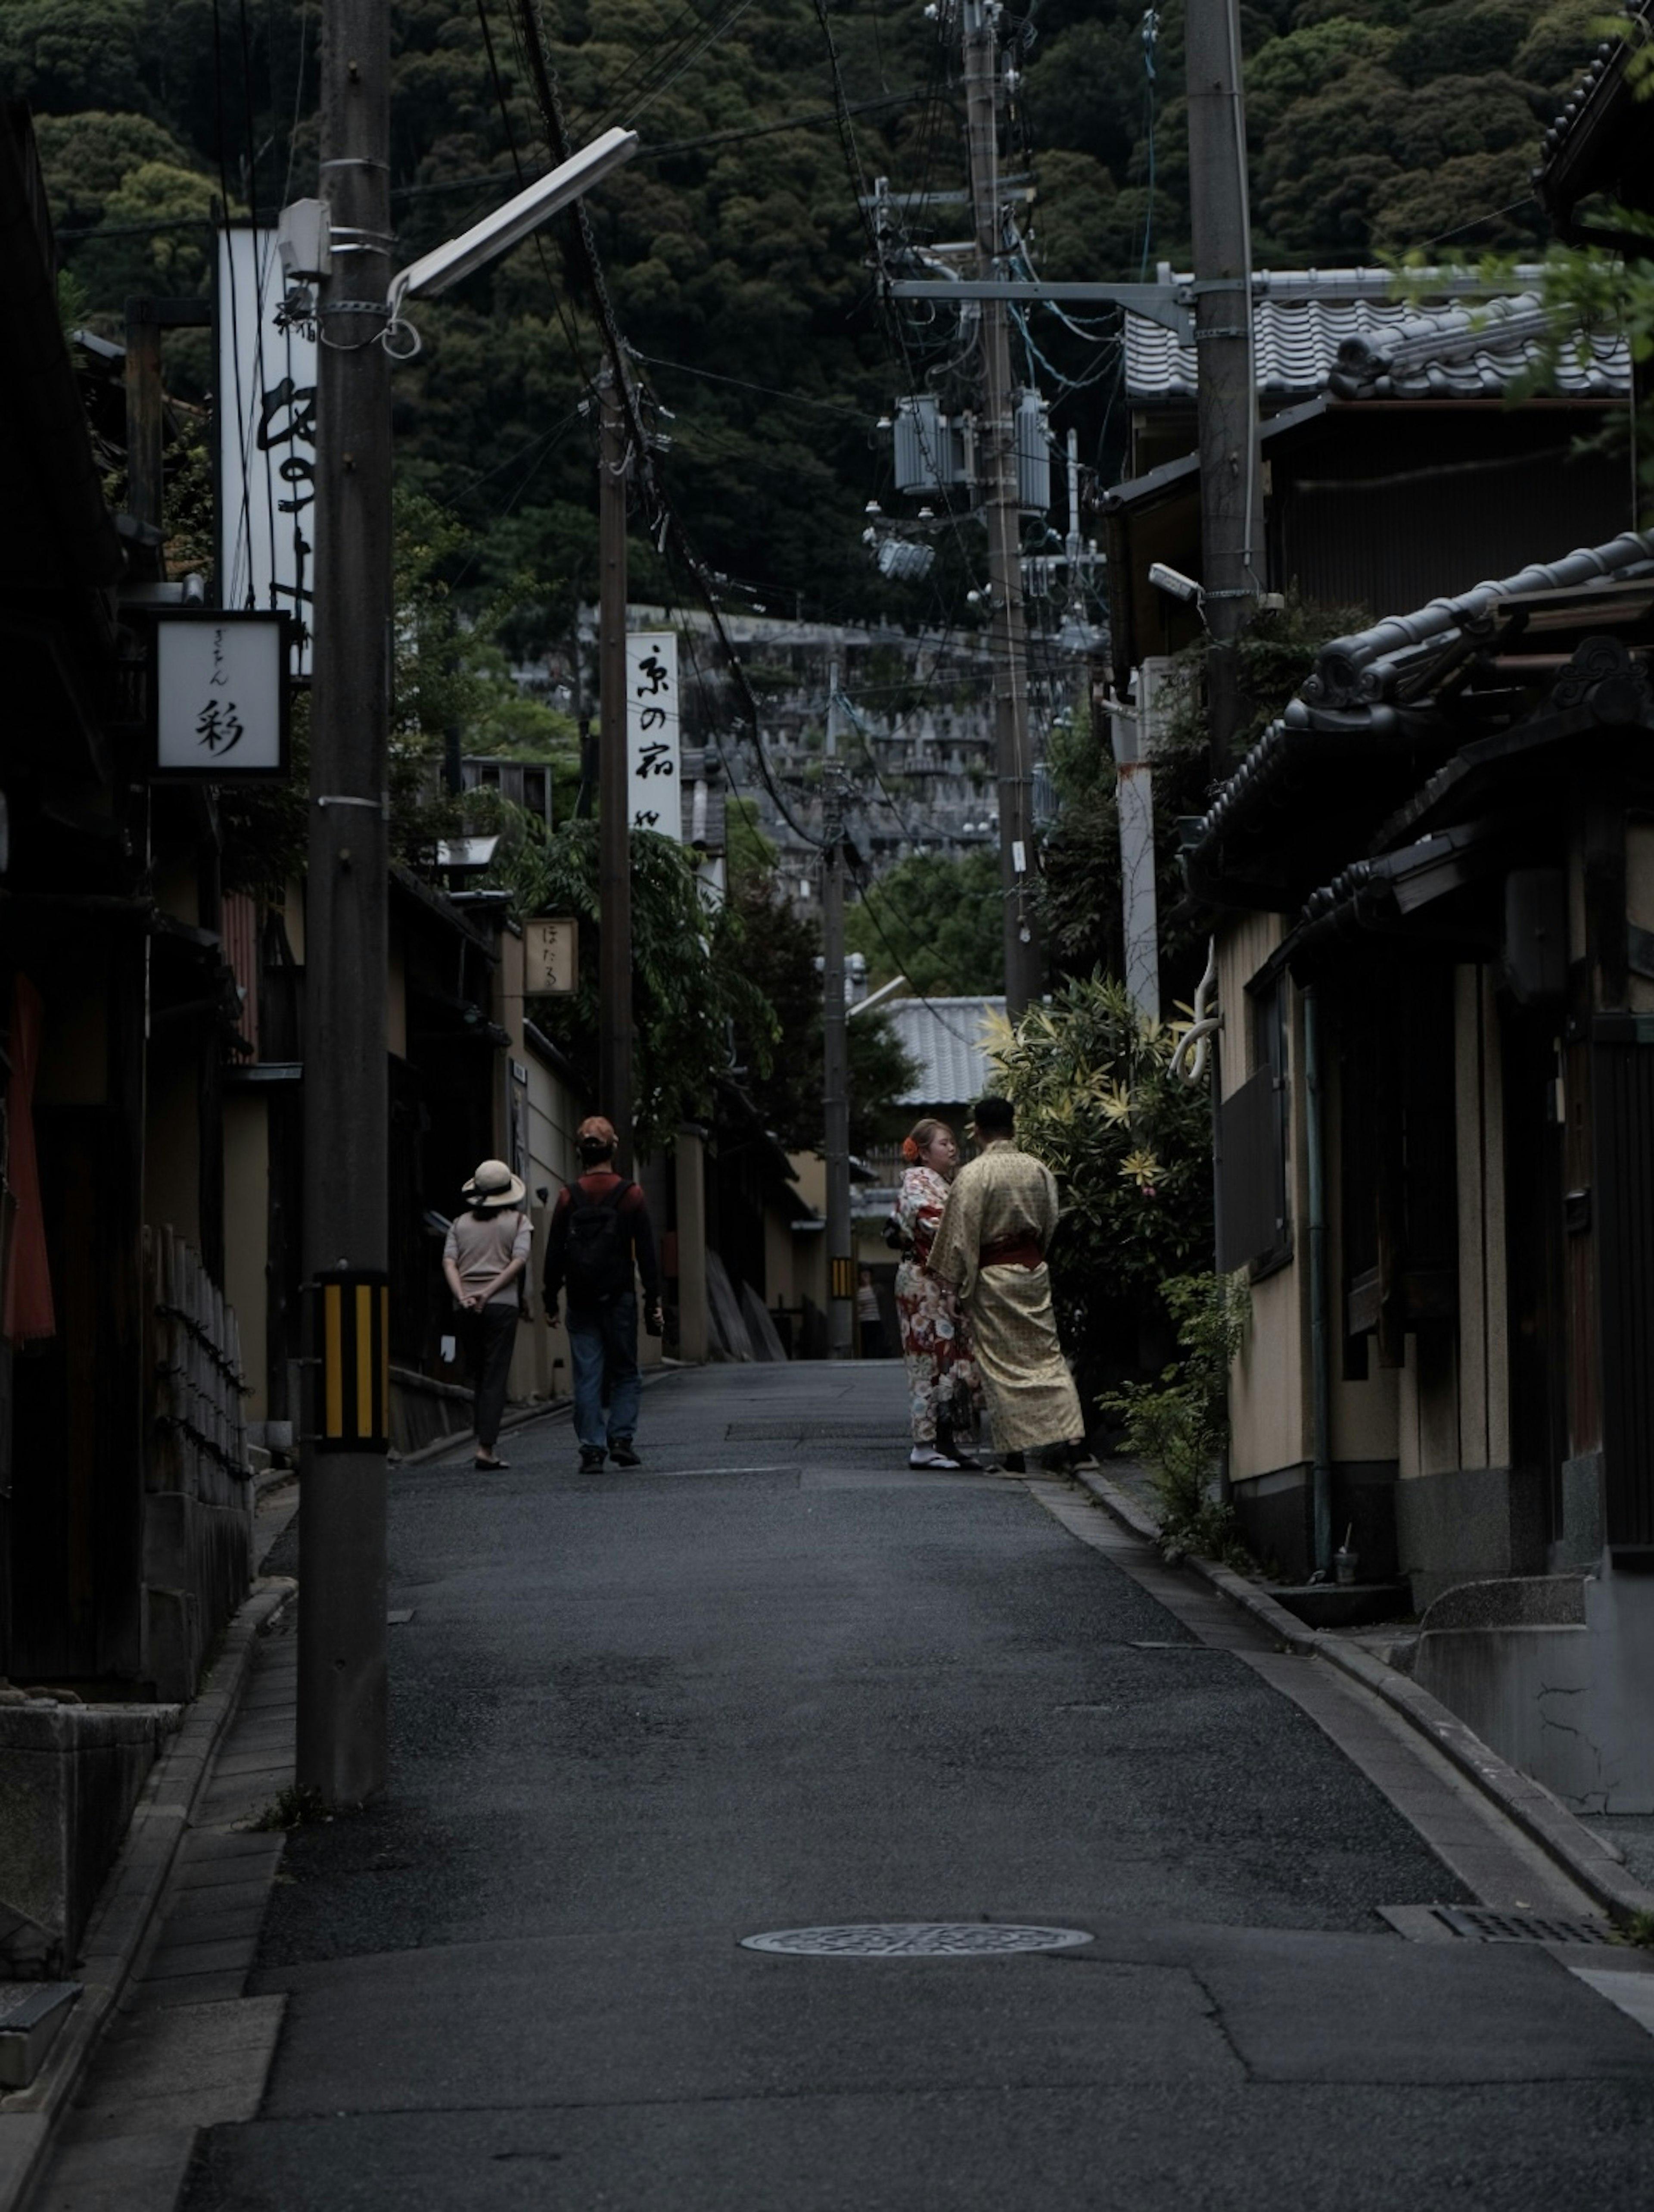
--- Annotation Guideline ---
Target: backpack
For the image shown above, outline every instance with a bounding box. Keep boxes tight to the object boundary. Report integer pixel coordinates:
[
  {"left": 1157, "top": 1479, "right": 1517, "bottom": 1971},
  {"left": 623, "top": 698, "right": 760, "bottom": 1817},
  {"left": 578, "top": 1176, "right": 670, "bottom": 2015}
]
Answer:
[{"left": 562, "top": 1178, "right": 636, "bottom": 1305}]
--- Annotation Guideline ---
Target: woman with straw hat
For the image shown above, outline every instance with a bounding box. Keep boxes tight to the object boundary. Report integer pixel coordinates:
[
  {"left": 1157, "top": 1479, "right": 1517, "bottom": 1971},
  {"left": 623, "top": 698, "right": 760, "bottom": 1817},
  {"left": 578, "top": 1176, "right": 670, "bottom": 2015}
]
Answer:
[{"left": 442, "top": 1158, "right": 532, "bottom": 1471}]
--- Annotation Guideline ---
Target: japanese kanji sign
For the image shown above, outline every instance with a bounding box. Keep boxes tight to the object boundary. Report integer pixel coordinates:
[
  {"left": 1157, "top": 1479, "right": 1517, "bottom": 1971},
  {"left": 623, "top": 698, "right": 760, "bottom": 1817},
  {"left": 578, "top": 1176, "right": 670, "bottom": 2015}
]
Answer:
[
  {"left": 153, "top": 614, "right": 289, "bottom": 779},
  {"left": 217, "top": 224, "right": 318, "bottom": 678},
  {"left": 523, "top": 917, "right": 578, "bottom": 995},
  {"left": 625, "top": 631, "right": 681, "bottom": 838}
]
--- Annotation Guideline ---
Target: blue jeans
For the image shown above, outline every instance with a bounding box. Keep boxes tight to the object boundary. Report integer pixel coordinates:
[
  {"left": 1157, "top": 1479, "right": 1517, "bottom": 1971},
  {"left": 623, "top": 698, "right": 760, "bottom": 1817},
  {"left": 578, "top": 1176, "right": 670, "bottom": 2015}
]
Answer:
[{"left": 568, "top": 1293, "right": 641, "bottom": 1451}]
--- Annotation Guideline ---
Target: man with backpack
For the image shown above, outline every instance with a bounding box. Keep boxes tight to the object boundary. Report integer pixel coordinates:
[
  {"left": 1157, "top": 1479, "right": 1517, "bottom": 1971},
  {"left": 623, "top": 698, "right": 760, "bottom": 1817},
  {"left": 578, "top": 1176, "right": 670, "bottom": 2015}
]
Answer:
[{"left": 542, "top": 1116, "right": 663, "bottom": 1471}]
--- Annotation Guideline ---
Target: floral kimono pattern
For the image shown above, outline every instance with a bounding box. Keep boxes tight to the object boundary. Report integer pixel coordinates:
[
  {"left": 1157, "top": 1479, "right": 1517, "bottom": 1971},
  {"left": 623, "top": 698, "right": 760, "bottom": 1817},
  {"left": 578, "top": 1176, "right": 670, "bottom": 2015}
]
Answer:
[{"left": 894, "top": 1164, "right": 982, "bottom": 1444}]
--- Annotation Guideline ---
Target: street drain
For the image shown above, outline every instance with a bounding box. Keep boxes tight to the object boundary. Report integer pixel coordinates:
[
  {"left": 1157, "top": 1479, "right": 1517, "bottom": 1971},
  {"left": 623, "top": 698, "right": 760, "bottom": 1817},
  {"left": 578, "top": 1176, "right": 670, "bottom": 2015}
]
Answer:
[
  {"left": 1433, "top": 1905, "right": 1616, "bottom": 1946},
  {"left": 741, "top": 1922, "right": 1092, "bottom": 1957}
]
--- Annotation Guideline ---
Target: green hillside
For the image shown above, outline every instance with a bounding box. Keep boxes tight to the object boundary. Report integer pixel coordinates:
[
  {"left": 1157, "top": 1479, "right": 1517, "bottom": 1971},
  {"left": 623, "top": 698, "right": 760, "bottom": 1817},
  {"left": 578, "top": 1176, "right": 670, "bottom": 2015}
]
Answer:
[{"left": 3, "top": 0, "right": 1601, "bottom": 643}]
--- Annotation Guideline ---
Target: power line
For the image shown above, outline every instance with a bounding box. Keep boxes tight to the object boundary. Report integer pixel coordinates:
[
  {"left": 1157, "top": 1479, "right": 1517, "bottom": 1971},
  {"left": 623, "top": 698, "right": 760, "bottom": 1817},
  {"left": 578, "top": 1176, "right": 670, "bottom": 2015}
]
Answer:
[{"left": 626, "top": 350, "right": 874, "bottom": 418}]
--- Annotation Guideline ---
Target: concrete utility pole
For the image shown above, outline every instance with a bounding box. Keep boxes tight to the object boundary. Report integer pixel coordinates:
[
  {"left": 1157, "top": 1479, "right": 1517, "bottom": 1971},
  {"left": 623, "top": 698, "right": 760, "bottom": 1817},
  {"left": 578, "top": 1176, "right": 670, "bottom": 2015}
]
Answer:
[
  {"left": 821, "top": 751, "right": 853, "bottom": 1359},
  {"left": 298, "top": 0, "right": 392, "bottom": 1805},
  {"left": 962, "top": 0, "right": 1042, "bottom": 1020},
  {"left": 1186, "top": 0, "right": 1259, "bottom": 775},
  {"left": 597, "top": 370, "right": 634, "bottom": 1175}
]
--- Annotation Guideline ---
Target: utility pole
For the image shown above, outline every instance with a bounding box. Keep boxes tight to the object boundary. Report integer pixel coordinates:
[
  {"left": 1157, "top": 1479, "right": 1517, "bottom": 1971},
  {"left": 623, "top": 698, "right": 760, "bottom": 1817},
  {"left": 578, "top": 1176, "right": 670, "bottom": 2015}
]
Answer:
[
  {"left": 597, "top": 369, "right": 634, "bottom": 1175},
  {"left": 1186, "top": 0, "right": 1259, "bottom": 774},
  {"left": 821, "top": 739, "right": 852, "bottom": 1359},
  {"left": 963, "top": 0, "right": 1042, "bottom": 1020},
  {"left": 298, "top": 0, "right": 392, "bottom": 1806}
]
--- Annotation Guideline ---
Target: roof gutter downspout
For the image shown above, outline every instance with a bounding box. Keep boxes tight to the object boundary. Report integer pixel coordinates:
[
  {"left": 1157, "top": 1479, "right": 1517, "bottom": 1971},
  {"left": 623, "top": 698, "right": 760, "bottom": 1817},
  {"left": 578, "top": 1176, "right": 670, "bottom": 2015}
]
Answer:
[{"left": 1303, "top": 983, "right": 1334, "bottom": 1579}]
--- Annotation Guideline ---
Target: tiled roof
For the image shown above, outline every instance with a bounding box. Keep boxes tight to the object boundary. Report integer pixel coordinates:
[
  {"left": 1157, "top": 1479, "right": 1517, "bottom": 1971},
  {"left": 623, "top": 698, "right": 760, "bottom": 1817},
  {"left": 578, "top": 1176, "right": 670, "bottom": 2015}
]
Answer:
[
  {"left": 875, "top": 996, "right": 1006, "bottom": 1107},
  {"left": 1125, "top": 276, "right": 1629, "bottom": 405}
]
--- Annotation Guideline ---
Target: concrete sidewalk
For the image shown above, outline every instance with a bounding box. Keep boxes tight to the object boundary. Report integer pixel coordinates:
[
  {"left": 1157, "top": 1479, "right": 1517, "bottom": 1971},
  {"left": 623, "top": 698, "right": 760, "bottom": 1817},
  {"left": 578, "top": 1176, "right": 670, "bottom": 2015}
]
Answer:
[{"left": 31, "top": 1365, "right": 1654, "bottom": 2209}]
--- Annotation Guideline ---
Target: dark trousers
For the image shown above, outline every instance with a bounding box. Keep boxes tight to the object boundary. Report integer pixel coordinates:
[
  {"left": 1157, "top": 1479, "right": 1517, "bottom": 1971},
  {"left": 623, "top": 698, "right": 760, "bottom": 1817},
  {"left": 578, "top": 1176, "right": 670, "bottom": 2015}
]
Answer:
[
  {"left": 462, "top": 1300, "right": 519, "bottom": 1452},
  {"left": 568, "top": 1293, "right": 641, "bottom": 1450}
]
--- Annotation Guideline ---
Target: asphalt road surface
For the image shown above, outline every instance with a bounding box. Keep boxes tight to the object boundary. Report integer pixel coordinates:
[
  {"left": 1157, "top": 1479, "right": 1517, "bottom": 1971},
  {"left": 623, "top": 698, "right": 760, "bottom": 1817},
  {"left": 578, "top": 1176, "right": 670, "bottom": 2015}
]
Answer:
[{"left": 180, "top": 1362, "right": 1654, "bottom": 2210}]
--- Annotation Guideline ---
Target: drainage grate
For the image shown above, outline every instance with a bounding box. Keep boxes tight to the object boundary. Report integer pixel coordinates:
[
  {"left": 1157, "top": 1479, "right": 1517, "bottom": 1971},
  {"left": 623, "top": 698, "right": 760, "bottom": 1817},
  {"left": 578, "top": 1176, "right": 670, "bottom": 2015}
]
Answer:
[
  {"left": 1433, "top": 1905, "right": 1616, "bottom": 1946},
  {"left": 741, "top": 1922, "right": 1093, "bottom": 1957}
]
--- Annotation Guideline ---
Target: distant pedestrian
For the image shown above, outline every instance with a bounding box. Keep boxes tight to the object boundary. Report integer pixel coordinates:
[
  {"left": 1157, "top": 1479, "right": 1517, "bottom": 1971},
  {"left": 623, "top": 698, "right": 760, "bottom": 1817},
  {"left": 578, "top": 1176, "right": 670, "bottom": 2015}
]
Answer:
[
  {"left": 855, "top": 1268, "right": 887, "bottom": 1359},
  {"left": 442, "top": 1158, "right": 532, "bottom": 1471},
  {"left": 927, "top": 1097, "right": 1085, "bottom": 1474},
  {"left": 543, "top": 1117, "right": 662, "bottom": 1472},
  {"left": 893, "top": 1118, "right": 984, "bottom": 1470}
]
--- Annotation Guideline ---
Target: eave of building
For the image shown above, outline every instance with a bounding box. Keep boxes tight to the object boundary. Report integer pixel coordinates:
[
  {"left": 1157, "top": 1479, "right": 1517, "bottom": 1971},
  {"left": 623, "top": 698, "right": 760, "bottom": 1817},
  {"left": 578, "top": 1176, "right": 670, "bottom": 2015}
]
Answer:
[
  {"left": 1184, "top": 533, "right": 1654, "bottom": 911},
  {"left": 1536, "top": 2, "right": 1654, "bottom": 234}
]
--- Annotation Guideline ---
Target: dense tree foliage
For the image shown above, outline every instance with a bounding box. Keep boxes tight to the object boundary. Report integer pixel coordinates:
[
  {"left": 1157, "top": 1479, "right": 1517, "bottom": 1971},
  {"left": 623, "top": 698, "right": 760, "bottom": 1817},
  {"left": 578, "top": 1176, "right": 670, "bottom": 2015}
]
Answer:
[
  {"left": 6, "top": 0, "right": 1615, "bottom": 660},
  {"left": 723, "top": 870, "right": 917, "bottom": 1153},
  {"left": 844, "top": 849, "right": 1005, "bottom": 998},
  {"left": 981, "top": 977, "right": 1215, "bottom": 1419}
]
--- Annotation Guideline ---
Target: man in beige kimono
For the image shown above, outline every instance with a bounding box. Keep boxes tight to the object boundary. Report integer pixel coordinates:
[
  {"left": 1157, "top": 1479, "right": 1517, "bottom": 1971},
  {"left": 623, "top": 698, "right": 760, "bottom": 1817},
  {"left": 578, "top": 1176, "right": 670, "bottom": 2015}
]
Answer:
[{"left": 927, "top": 1096, "right": 1086, "bottom": 1474}]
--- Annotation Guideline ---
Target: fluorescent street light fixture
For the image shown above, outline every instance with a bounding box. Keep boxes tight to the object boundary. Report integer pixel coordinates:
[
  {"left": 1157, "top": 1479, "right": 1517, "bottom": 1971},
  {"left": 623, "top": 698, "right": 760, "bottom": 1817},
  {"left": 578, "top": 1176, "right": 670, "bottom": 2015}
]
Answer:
[
  {"left": 1148, "top": 561, "right": 1202, "bottom": 605},
  {"left": 390, "top": 127, "right": 639, "bottom": 309}
]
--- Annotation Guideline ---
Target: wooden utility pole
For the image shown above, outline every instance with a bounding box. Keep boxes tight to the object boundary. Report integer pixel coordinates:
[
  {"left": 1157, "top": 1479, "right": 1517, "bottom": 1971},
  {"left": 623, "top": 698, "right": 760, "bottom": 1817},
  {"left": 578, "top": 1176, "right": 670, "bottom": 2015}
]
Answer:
[
  {"left": 963, "top": 0, "right": 1042, "bottom": 1020},
  {"left": 821, "top": 759, "right": 852, "bottom": 1359},
  {"left": 1186, "top": 0, "right": 1259, "bottom": 774},
  {"left": 297, "top": 0, "right": 392, "bottom": 1806},
  {"left": 597, "top": 370, "right": 634, "bottom": 1174}
]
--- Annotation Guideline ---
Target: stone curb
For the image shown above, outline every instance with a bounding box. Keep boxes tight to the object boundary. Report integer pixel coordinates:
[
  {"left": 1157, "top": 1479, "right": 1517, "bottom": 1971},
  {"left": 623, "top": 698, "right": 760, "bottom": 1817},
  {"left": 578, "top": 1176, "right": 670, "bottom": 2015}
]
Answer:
[
  {"left": 393, "top": 1395, "right": 569, "bottom": 1468},
  {"left": 0, "top": 1575, "right": 296, "bottom": 2212},
  {"left": 1070, "top": 1467, "right": 1654, "bottom": 1927}
]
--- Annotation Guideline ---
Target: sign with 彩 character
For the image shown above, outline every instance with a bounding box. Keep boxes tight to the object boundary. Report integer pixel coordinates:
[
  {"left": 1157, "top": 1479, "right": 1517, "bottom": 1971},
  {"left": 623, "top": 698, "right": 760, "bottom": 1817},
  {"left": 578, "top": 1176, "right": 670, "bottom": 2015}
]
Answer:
[{"left": 152, "top": 613, "right": 291, "bottom": 779}]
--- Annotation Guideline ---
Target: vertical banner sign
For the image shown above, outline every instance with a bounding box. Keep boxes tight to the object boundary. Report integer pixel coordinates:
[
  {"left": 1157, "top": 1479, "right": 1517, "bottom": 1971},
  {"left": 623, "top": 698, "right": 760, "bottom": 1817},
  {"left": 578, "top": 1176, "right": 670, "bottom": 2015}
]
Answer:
[
  {"left": 625, "top": 631, "right": 681, "bottom": 837},
  {"left": 217, "top": 225, "right": 318, "bottom": 677}
]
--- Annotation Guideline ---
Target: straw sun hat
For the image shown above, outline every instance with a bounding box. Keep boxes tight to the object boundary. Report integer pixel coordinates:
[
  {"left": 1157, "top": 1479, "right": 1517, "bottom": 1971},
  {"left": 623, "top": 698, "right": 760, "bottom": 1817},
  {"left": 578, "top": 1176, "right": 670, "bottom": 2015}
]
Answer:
[{"left": 462, "top": 1158, "right": 526, "bottom": 1209}]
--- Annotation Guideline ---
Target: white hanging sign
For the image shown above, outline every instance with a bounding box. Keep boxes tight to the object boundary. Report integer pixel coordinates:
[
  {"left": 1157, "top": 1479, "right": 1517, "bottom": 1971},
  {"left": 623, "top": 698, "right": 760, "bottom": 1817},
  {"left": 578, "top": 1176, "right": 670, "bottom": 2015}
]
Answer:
[
  {"left": 625, "top": 631, "right": 681, "bottom": 837},
  {"left": 217, "top": 224, "right": 318, "bottom": 676},
  {"left": 152, "top": 614, "right": 290, "bottom": 778},
  {"left": 523, "top": 917, "right": 579, "bottom": 994}
]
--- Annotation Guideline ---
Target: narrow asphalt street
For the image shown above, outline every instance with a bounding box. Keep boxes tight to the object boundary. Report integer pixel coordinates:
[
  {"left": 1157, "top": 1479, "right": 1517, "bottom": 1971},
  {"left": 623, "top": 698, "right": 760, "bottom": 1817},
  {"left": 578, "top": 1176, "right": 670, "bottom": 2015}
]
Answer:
[{"left": 146, "top": 1360, "right": 1654, "bottom": 2207}]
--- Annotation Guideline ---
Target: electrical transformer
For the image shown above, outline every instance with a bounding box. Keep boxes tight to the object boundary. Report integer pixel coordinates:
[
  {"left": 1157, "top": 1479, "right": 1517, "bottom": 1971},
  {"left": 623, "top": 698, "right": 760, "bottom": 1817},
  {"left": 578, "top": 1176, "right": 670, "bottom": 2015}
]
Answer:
[
  {"left": 1015, "top": 389, "right": 1050, "bottom": 514},
  {"left": 893, "top": 396, "right": 967, "bottom": 493}
]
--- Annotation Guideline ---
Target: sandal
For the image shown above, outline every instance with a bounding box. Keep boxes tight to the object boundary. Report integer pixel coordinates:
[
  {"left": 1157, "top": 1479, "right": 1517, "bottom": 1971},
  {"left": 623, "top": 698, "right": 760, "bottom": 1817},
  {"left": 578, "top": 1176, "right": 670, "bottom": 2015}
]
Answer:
[{"left": 475, "top": 1455, "right": 508, "bottom": 1471}]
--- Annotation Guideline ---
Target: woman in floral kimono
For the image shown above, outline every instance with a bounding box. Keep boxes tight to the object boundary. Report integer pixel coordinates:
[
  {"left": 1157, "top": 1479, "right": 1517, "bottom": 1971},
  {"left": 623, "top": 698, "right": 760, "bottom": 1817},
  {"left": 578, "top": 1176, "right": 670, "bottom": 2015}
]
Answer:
[{"left": 894, "top": 1119, "right": 984, "bottom": 1469}]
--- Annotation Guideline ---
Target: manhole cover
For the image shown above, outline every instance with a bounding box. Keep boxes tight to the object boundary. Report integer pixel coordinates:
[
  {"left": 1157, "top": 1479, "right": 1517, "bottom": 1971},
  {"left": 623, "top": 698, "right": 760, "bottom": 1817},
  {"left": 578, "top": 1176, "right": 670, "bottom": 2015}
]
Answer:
[
  {"left": 741, "top": 1922, "right": 1092, "bottom": 1957},
  {"left": 1433, "top": 1905, "right": 1615, "bottom": 1946}
]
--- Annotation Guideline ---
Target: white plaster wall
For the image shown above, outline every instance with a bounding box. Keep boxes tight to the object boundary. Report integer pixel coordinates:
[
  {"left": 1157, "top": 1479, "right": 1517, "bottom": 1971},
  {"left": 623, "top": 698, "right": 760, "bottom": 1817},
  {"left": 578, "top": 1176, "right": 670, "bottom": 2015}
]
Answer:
[
  {"left": 514, "top": 1041, "right": 581, "bottom": 1401},
  {"left": 1215, "top": 912, "right": 1282, "bottom": 1103},
  {"left": 1220, "top": 913, "right": 1309, "bottom": 1477}
]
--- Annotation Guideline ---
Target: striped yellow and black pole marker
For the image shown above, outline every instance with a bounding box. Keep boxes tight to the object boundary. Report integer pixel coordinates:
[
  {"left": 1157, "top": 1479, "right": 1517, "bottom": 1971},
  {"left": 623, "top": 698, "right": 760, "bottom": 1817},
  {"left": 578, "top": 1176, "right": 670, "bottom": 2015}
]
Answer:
[
  {"left": 314, "top": 1268, "right": 391, "bottom": 1453},
  {"left": 830, "top": 1256, "right": 856, "bottom": 1302}
]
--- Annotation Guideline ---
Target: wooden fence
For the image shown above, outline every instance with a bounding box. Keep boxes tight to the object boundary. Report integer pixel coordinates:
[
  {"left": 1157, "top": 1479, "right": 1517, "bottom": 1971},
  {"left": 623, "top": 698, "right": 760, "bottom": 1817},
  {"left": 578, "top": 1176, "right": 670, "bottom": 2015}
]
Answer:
[
  {"left": 147, "top": 1225, "right": 251, "bottom": 1506},
  {"left": 143, "top": 1226, "right": 253, "bottom": 1697}
]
